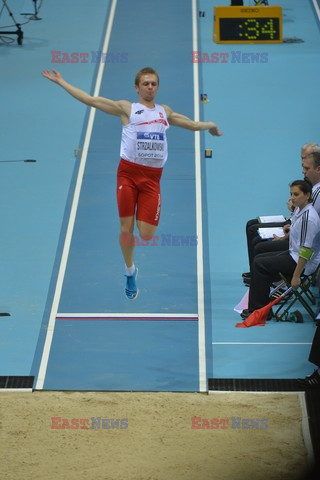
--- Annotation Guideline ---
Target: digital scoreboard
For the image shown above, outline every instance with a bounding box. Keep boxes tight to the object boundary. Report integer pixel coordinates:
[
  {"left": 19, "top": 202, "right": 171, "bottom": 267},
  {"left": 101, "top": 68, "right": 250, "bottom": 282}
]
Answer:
[{"left": 214, "top": 6, "right": 282, "bottom": 44}]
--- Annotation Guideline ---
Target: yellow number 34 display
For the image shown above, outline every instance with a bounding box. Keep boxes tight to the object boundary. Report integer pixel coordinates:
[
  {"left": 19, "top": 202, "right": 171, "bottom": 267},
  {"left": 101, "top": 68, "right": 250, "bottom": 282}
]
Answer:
[{"left": 214, "top": 6, "right": 282, "bottom": 44}]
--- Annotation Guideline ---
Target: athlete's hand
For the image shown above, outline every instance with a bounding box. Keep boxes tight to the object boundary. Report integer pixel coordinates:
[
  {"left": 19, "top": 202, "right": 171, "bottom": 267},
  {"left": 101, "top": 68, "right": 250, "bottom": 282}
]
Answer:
[
  {"left": 208, "top": 124, "right": 223, "bottom": 136},
  {"left": 41, "top": 69, "right": 64, "bottom": 85}
]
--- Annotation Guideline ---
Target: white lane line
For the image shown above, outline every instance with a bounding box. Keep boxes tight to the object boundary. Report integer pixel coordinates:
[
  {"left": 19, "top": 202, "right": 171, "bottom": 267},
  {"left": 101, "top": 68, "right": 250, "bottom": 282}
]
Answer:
[
  {"left": 312, "top": 0, "right": 320, "bottom": 20},
  {"left": 212, "top": 342, "right": 312, "bottom": 345},
  {"left": 56, "top": 313, "right": 198, "bottom": 321},
  {"left": 192, "top": 0, "right": 207, "bottom": 393},
  {"left": 35, "top": 0, "right": 118, "bottom": 390}
]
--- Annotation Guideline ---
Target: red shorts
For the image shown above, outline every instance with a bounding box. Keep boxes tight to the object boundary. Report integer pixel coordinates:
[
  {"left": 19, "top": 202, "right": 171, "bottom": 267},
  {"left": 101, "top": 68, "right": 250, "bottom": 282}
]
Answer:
[{"left": 116, "top": 159, "right": 163, "bottom": 226}]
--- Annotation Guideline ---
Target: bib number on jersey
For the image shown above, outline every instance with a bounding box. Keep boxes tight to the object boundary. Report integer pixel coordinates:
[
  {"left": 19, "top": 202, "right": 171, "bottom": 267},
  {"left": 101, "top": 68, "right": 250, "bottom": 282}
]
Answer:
[{"left": 136, "top": 132, "right": 165, "bottom": 161}]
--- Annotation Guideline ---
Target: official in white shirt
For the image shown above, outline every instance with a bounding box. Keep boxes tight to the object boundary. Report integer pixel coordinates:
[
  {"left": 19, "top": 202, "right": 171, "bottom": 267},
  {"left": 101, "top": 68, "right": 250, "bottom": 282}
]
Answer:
[{"left": 242, "top": 180, "right": 320, "bottom": 318}]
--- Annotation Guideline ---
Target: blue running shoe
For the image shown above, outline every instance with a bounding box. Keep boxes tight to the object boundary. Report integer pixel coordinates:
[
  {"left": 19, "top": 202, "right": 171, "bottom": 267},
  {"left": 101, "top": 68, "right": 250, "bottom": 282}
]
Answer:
[{"left": 124, "top": 267, "right": 139, "bottom": 300}]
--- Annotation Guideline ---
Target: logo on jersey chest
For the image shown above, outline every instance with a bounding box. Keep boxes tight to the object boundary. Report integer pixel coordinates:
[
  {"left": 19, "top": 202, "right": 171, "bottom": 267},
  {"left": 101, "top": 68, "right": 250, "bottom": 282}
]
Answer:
[{"left": 137, "top": 132, "right": 164, "bottom": 141}]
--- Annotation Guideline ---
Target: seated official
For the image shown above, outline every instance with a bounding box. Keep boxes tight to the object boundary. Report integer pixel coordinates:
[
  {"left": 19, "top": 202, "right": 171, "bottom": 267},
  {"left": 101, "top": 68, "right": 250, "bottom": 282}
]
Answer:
[
  {"left": 241, "top": 180, "right": 320, "bottom": 319},
  {"left": 243, "top": 199, "right": 293, "bottom": 283},
  {"left": 243, "top": 142, "right": 320, "bottom": 285}
]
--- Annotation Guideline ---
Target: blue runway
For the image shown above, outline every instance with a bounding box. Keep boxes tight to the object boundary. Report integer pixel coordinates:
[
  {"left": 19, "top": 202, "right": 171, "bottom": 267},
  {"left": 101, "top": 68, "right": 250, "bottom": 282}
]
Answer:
[{"left": 32, "top": 0, "right": 206, "bottom": 391}]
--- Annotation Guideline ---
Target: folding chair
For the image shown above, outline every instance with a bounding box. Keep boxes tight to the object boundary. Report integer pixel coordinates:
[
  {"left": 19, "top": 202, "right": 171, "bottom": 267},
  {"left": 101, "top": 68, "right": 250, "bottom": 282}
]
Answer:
[{"left": 273, "top": 264, "right": 320, "bottom": 322}]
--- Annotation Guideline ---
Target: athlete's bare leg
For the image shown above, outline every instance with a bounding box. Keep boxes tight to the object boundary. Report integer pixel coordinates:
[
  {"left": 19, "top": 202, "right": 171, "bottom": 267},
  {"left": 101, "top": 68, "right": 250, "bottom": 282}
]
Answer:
[
  {"left": 119, "top": 216, "right": 135, "bottom": 267},
  {"left": 136, "top": 220, "right": 158, "bottom": 242},
  {"left": 120, "top": 218, "right": 158, "bottom": 268}
]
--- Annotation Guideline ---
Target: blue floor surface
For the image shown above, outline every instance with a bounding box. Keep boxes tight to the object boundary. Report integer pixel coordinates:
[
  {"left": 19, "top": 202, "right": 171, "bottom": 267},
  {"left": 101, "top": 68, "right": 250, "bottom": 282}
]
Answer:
[
  {"left": 198, "top": 0, "right": 320, "bottom": 379},
  {"left": 33, "top": 0, "right": 202, "bottom": 391},
  {"left": 1, "top": 0, "right": 320, "bottom": 390}
]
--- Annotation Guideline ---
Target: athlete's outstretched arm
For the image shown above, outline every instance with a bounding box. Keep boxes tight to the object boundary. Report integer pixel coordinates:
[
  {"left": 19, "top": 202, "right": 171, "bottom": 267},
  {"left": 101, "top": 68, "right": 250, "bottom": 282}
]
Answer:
[
  {"left": 41, "top": 69, "right": 131, "bottom": 119},
  {"left": 163, "top": 105, "right": 223, "bottom": 137}
]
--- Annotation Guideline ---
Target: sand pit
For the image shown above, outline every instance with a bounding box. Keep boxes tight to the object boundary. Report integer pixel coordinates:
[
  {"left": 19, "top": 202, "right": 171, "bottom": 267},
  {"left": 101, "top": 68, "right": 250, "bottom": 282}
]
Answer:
[{"left": 0, "top": 391, "right": 310, "bottom": 480}]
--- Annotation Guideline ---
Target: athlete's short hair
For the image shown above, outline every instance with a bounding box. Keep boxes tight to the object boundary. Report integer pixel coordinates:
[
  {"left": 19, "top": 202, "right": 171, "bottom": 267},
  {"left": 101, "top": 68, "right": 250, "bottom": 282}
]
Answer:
[{"left": 135, "top": 67, "right": 159, "bottom": 86}]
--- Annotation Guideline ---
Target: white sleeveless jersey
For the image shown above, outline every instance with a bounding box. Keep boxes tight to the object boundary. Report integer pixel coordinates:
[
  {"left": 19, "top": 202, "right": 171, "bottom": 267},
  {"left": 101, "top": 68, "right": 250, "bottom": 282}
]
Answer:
[{"left": 120, "top": 102, "right": 169, "bottom": 168}]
